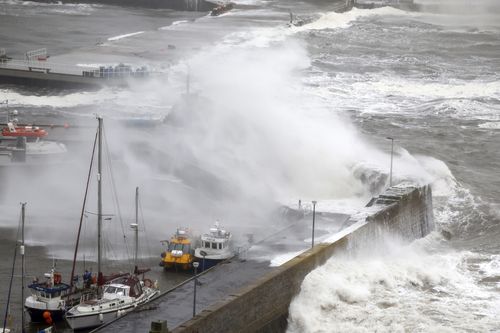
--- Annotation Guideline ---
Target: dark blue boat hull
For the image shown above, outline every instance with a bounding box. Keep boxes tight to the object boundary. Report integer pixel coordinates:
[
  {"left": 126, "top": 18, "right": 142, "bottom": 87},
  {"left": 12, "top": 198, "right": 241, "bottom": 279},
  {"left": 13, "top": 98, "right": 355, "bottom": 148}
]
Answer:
[
  {"left": 26, "top": 306, "right": 65, "bottom": 323},
  {"left": 195, "top": 258, "right": 225, "bottom": 272}
]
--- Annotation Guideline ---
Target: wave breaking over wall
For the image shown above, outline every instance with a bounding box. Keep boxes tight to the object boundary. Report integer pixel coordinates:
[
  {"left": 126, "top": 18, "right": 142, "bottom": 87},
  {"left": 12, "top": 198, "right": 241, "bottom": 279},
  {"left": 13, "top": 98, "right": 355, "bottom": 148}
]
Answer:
[{"left": 171, "top": 183, "right": 433, "bottom": 333}]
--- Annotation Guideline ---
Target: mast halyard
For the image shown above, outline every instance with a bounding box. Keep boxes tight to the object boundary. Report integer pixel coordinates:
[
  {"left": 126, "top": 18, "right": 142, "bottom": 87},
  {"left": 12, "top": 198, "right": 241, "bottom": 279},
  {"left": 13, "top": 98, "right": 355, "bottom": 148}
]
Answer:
[{"left": 97, "top": 116, "right": 103, "bottom": 286}]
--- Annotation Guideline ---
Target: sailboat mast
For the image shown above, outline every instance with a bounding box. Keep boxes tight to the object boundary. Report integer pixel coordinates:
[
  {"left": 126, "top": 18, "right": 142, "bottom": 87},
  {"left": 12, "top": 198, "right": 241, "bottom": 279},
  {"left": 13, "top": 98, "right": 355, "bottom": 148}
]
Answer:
[
  {"left": 70, "top": 129, "right": 98, "bottom": 286},
  {"left": 97, "top": 116, "right": 103, "bottom": 285},
  {"left": 134, "top": 187, "right": 139, "bottom": 268},
  {"left": 21, "top": 202, "right": 26, "bottom": 333}
]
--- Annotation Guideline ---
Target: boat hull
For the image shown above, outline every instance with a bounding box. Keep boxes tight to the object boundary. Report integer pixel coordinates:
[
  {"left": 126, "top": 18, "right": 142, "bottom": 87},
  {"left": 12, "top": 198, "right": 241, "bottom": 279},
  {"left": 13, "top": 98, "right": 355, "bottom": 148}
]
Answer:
[
  {"left": 194, "top": 257, "right": 226, "bottom": 272},
  {"left": 65, "top": 305, "right": 134, "bottom": 330},
  {"left": 160, "top": 260, "right": 192, "bottom": 271},
  {"left": 65, "top": 288, "right": 159, "bottom": 330},
  {"left": 25, "top": 307, "right": 65, "bottom": 323}
]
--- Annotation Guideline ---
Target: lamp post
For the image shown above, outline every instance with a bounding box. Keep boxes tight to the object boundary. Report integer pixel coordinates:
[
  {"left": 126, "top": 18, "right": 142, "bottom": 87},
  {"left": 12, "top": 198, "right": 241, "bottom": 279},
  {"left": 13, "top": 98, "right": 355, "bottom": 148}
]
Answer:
[
  {"left": 386, "top": 137, "right": 394, "bottom": 187},
  {"left": 192, "top": 261, "right": 199, "bottom": 317},
  {"left": 311, "top": 201, "right": 317, "bottom": 248}
]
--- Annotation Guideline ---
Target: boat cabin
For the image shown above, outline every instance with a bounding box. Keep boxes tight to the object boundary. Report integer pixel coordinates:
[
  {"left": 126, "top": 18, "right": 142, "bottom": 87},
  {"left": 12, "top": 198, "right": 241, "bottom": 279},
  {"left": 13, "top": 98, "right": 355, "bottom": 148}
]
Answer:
[
  {"left": 199, "top": 223, "right": 231, "bottom": 254},
  {"left": 167, "top": 241, "right": 192, "bottom": 257},
  {"left": 28, "top": 283, "right": 70, "bottom": 300},
  {"left": 103, "top": 284, "right": 130, "bottom": 300},
  {"left": 28, "top": 270, "right": 70, "bottom": 300},
  {"left": 200, "top": 238, "right": 229, "bottom": 251}
]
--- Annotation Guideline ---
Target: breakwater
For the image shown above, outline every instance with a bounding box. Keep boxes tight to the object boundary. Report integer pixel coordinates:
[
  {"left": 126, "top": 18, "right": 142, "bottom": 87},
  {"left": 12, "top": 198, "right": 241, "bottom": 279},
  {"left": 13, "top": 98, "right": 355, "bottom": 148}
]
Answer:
[
  {"left": 171, "top": 185, "right": 433, "bottom": 333},
  {"left": 0, "top": 62, "right": 154, "bottom": 89}
]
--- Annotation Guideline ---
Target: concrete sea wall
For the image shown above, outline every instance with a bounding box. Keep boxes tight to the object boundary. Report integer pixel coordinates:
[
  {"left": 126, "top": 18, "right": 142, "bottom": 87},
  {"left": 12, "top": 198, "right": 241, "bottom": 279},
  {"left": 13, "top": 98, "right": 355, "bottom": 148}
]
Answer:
[{"left": 171, "top": 184, "right": 434, "bottom": 333}]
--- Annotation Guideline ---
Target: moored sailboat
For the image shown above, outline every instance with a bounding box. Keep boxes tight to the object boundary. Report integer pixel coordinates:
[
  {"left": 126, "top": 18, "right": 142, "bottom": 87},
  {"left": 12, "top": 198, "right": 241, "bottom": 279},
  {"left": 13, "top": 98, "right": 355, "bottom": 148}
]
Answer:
[
  {"left": 24, "top": 120, "right": 102, "bottom": 323},
  {"left": 65, "top": 119, "right": 159, "bottom": 330}
]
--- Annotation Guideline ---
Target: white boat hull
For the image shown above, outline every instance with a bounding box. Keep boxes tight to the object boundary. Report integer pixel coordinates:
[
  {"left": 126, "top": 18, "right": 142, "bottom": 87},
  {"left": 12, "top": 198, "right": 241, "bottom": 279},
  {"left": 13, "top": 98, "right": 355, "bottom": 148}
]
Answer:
[
  {"left": 65, "top": 304, "right": 134, "bottom": 330},
  {"left": 65, "top": 288, "right": 159, "bottom": 330}
]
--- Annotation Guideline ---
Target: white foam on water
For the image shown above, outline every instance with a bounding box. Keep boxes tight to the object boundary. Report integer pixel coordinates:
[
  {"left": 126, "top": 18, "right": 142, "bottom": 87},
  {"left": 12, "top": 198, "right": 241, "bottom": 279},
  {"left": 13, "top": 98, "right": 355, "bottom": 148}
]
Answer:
[
  {"left": 288, "top": 241, "right": 500, "bottom": 332},
  {"left": 291, "top": 7, "right": 412, "bottom": 32},
  {"left": 478, "top": 121, "right": 500, "bottom": 129},
  {"left": 0, "top": 89, "right": 111, "bottom": 108},
  {"left": 159, "top": 20, "right": 189, "bottom": 30},
  {"left": 107, "top": 31, "right": 145, "bottom": 41},
  {"left": 479, "top": 254, "right": 500, "bottom": 281},
  {"left": 353, "top": 79, "right": 500, "bottom": 101},
  {"left": 0, "top": 84, "right": 169, "bottom": 114},
  {"left": 0, "top": 0, "right": 97, "bottom": 15}
]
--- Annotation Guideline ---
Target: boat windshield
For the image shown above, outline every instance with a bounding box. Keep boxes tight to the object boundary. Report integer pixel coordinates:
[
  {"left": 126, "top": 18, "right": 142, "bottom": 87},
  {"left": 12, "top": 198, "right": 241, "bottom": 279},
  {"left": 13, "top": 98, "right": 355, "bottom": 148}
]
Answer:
[
  {"left": 104, "top": 286, "right": 121, "bottom": 294},
  {"left": 168, "top": 243, "right": 190, "bottom": 253}
]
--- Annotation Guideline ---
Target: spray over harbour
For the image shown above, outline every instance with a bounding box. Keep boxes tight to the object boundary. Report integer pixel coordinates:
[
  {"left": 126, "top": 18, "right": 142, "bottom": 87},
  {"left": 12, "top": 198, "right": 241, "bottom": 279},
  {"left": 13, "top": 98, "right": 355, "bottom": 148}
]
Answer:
[{"left": 0, "top": 0, "right": 499, "bottom": 332}]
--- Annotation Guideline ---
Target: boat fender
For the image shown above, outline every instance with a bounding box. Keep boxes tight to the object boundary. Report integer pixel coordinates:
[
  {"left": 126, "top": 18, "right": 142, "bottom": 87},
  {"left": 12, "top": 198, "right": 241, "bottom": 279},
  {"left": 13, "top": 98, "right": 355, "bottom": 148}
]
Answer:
[
  {"left": 43, "top": 311, "right": 53, "bottom": 325},
  {"left": 99, "top": 313, "right": 104, "bottom": 322}
]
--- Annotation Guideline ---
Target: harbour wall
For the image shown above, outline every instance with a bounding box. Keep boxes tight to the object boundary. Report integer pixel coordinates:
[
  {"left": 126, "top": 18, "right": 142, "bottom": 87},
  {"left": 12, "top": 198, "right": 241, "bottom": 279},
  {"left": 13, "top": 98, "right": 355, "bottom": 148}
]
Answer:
[{"left": 171, "top": 184, "right": 434, "bottom": 333}]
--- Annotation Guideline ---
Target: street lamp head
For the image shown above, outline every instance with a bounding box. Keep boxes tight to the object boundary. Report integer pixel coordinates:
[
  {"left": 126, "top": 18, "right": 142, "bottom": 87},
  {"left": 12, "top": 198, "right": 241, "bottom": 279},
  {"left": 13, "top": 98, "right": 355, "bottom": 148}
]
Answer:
[
  {"left": 200, "top": 250, "right": 207, "bottom": 257},
  {"left": 193, "top": 262, "right": 199, "bottom": 268},
  {"left": 386, "top": 136, "right": 393, "bottom": 140},
  {"left": 312, "top": 200, "right": 317, "bottom": 205}
]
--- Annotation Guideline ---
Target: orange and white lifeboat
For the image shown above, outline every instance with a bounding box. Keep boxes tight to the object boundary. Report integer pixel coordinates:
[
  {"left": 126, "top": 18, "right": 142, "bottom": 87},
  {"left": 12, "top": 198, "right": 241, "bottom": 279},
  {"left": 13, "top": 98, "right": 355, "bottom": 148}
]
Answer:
[{"left": 1, "top": 122, "right": 48, "bottom": 138}]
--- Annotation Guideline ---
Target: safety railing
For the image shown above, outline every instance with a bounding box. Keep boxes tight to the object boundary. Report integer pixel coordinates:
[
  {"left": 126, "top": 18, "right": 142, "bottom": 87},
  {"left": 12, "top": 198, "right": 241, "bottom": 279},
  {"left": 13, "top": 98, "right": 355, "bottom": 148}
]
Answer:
[{"left": 0, "top": 59, "right": 152, "bottom": 79}]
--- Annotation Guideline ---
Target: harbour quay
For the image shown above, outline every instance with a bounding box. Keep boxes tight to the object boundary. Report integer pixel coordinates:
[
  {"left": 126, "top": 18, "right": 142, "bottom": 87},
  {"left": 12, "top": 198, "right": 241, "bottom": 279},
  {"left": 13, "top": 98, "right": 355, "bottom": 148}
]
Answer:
[{"left": 93, "top": 185, "right": 434, "bottom": 333}]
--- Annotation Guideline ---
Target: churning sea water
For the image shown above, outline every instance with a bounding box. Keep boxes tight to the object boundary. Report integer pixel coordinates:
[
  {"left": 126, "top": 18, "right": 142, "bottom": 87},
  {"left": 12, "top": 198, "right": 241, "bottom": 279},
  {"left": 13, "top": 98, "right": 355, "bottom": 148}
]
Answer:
[{"left": 0, "top": 0, "right": 499, "bottom": 332}]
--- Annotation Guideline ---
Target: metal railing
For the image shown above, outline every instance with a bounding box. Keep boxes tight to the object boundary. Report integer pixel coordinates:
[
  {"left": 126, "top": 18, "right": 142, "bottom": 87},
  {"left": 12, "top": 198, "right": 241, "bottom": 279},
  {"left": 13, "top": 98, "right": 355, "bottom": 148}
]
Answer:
[{"left": 0, "top": 59, "right": 152, "bottom": 79}]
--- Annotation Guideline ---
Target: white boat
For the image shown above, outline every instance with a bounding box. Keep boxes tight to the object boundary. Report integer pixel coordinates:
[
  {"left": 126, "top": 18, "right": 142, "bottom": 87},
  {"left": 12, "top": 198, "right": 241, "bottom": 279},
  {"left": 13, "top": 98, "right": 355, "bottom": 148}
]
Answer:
[
  {"left": 65, "top": 120, "right": 159, "bottom": 330},
  {"left": 194, "top": 221, "right": 233, "bottom": 271},
  {"left": 65, "top": 275, "right": 158, "bottom": 330}
]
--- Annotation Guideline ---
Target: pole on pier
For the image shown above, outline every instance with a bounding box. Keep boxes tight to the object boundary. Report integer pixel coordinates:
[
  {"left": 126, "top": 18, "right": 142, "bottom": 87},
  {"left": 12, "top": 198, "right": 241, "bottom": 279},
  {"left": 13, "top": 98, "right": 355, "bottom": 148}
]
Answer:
[
  {"left": 311, "top": 201, "right": 317, "bottom": 248},
  {"left": 386, "top": 137, "right": 394, "bottom": 187},
  {"left": 192, "top": 262, "right": 199, "bottom": 317}
]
